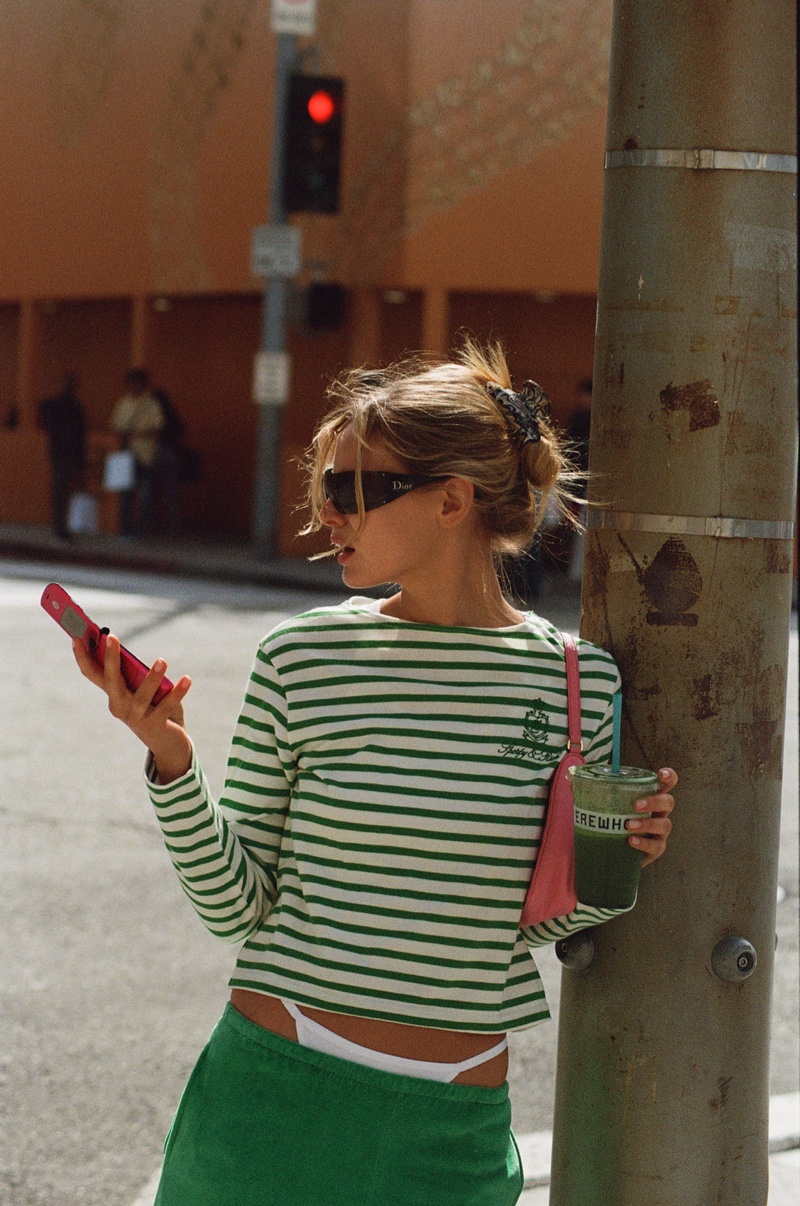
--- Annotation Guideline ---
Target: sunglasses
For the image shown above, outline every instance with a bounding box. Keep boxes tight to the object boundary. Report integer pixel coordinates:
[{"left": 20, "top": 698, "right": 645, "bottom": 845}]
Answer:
[{"left": 322, "top": 469, "right": 447, "bottom": 514}]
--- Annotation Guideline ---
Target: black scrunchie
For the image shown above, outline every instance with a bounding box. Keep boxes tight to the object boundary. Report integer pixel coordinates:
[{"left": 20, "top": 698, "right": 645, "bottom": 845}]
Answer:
[{"left": 486, "top": 380, "right": 552, "bottom": 445}]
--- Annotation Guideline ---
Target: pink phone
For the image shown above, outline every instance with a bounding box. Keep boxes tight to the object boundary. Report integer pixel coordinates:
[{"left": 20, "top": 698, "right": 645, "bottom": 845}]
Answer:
[{"left": 41, "top": 582, "right": 175, "bottom": 705}]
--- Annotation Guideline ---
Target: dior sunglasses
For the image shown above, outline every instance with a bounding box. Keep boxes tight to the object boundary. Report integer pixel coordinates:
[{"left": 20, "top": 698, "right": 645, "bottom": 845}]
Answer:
[{"left": 322, "top": 469, "right": 448, "bottom": 515}]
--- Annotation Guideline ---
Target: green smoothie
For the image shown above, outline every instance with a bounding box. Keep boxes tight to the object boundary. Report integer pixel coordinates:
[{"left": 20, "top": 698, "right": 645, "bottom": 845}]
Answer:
[{"left": 568, "top": 764, "right": 659, "bottom": 909}]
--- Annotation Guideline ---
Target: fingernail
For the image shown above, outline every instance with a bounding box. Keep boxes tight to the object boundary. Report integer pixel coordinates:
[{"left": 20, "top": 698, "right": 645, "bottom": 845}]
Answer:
[
  {"left": 630, "top": 837, "right": 641, "bottom": 846},
  {"left": 659, "top": 769, "right": 670, "bottom": 779},
  {"left": 635, "top": 799, "right": 649, "bottom": 810},
  {"left": 154, "top": 659, "right": 166, "bottom": 672},
  {"left": 628, "top": 819, "right": 641, "bottom": 829}
]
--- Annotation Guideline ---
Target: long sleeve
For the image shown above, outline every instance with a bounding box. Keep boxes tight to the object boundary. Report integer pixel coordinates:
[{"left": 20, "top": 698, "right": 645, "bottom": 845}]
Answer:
[
  {"left": 521, "top": 658, "right": 633, "bottom": 950},
  {"left": 146, "top": 643, "right": 294, "bottom": 944},
  {"left": 521, "top": 901, "right": 631, "bottom": 949}
]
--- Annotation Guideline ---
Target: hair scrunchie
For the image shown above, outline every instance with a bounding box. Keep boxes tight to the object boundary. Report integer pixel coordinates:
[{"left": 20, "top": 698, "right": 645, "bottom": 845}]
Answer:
[{"left": 486, "top": 380, "right": 552, "bottom": 445}]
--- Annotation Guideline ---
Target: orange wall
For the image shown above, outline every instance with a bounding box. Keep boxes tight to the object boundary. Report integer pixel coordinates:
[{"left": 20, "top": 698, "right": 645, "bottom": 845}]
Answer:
[
  {"left": 448, "top": 292, "right": 597, "bottom": 425},
  {"left": 399, "top": 0, "right": 609, "bottom": 291},
  {"left": 0, "top": 0, "right": 417, "bottom": 299},
  {"left": 0, "top": 2, "right": 610, "bottom": 547},
  {"left": 401, "top": 111, "right": 606, "bottom": 293},
  {"left": 32, "top": 300, "right": 133, "bottom": 427},
  {"left": 0, "top": 285, "right": 596, "bottom": 544},
  {"left": 145, "top": 295, "right": 261, "bottom": 539},
  {"left": 0, "top": 429, "right": 50, "bottom": 524},
  {"left": 0, "top": 1, "right": 193, "bottom": 298},
  {"left": 0, "top": 1, "right": 609, "bottom": 299},
  {"left": 0, "top": 305, "right": 19, "bottom": 423}
]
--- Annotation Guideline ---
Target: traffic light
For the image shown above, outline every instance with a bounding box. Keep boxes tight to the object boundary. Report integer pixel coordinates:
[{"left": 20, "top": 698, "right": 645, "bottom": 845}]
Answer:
[{"left": 282, "top": 75, "right": 345, "bottom": 215}]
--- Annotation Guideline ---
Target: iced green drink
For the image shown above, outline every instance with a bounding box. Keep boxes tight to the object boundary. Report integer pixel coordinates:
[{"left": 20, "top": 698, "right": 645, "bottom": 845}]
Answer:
[{"left": 568, "top": 764, "right": 659, "bottom": 909}]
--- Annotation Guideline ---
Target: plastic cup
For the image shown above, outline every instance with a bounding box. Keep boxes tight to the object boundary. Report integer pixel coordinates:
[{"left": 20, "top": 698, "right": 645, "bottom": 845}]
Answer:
[{"left": 568, "top": 764, "right": 659, "bottom": 909}]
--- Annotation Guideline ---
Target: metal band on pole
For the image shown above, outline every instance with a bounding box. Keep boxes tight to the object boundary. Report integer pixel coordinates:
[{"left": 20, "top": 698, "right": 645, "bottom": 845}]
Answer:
[
  {"left": 605, "top": 148, "right": 798, "bottom": 173},
  {"left": 586, "top": 510, "right": 795, "bottom": 540}
]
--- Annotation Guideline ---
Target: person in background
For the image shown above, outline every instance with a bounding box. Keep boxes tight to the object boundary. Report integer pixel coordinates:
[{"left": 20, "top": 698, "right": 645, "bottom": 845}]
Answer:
[
  {"left": 37, "top": 374, "right": 87, "bottom": 540},
  {"left": 110, "top": 368, "right": 164, "bottom": 537}
]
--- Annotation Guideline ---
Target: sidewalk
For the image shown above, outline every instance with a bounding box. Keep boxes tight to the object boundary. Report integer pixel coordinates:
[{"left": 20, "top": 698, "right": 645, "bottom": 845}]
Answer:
[
  {"left": 0, "top": 522, "right": 349, "bottom": 594},
  {"left": 0, "top": 521, "right": 588, "bottom": 629},
  {"left": 6, "top": 520, "right": 798, "bottom": 1205},
  {"left": 514, "top": 1093, "right": 799, "bottom": 1204}
]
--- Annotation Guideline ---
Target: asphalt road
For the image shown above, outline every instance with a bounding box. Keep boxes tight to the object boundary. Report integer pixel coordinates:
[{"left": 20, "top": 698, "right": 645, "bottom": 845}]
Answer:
[{"left": 1, "top": 562, "right": 797, "bottom": 1206}]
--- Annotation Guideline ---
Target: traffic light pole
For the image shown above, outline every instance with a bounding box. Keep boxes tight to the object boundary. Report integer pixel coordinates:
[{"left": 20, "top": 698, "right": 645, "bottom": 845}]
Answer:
[
  {"left": 252, "top": 32, "right": 296, "bottom": 558},
  {"left": 549, "top": 2, "right": 796, "bottom": 1202}
]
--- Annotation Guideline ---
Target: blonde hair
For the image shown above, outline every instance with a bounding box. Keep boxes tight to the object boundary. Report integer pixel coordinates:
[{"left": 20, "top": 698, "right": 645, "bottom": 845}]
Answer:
[{"left": 301, "top": 338, "right": 580, "bottom": 555}]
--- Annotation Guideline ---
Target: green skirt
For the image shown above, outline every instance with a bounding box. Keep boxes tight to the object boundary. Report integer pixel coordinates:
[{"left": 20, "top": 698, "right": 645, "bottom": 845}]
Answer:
[{"left": 155, "top": 1003, "right": 523, "bottom": 1206}]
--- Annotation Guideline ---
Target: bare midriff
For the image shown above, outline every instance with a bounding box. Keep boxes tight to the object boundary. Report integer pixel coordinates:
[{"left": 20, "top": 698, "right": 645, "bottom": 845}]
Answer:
[{"left": 229, "top": 989, "right": 509, "bottom": 1087}]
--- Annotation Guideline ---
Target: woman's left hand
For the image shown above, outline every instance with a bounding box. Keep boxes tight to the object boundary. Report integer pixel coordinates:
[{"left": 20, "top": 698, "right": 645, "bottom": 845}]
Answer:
[{"left": 626, "top": 767, "right": 676, "bottom": 868}]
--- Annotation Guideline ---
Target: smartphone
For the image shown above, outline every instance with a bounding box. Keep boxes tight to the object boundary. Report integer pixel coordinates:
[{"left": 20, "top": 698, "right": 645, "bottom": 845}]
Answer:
[{"left": 41, "top": 582, "right": 175, "bottom": 705}]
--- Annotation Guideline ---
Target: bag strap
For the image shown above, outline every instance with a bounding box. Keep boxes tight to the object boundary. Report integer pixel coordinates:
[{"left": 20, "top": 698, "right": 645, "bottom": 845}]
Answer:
[{"left": 562, "top": 632, "right": 582, "bottom": 754}]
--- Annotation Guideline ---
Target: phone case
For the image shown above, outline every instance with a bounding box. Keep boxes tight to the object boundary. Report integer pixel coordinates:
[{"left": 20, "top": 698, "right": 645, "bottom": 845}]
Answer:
[{"left": 41, "top": 582, "right": 174, "bottom": 705}]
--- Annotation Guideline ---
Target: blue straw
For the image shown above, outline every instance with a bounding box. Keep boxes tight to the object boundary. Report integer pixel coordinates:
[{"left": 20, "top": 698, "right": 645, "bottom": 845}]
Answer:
[{"left": 611, "top": 692, "right": 622, "bottom": 775}]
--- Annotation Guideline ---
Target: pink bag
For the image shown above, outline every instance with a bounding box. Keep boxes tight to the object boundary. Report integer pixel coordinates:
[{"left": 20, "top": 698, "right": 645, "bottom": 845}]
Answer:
[{"left": 520, "top": 632, "right": 583, "bottom": 928}]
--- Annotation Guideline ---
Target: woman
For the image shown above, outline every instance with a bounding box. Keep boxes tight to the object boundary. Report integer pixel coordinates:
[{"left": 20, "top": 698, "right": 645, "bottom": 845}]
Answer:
[{"left": 74, "top": 341, "right": 675, "bottom": 1205}]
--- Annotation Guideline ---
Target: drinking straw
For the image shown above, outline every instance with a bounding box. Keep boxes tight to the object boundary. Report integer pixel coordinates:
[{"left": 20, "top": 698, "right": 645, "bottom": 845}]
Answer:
[{"left": 611, "top": 691, "right": 622, "bottom": 775}]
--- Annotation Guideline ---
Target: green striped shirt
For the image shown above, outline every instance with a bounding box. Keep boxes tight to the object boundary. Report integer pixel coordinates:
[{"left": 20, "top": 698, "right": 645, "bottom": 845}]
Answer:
[{"left": 147, "top": 597, "right": 626, "bottom": 1033}]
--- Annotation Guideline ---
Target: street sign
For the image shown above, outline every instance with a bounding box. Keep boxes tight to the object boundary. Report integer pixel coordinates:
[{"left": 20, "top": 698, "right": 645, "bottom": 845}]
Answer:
[
  {"left": 271, "top": 0, "right": 316, "bottom": 36},
  {"left": 253, "top": 350, "right": 290, "bottom": 406},
  {"left": 250, "top": 224, "right": 302, "bottom": 278}
]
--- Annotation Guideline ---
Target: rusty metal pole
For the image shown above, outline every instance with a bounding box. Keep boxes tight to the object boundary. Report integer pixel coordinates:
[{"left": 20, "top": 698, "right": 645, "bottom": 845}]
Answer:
[{"left": 549, "top": 2, "right": 797, "bottom": 1203}]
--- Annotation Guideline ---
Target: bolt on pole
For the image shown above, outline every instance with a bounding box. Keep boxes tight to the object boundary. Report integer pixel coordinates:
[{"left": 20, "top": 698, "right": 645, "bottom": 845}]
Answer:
[
  {"left": 549, "top": 2, "right": 797, "bottom": 1203},
  {"left": 252, "top": 31, "right": 296, "bottom": 558}
]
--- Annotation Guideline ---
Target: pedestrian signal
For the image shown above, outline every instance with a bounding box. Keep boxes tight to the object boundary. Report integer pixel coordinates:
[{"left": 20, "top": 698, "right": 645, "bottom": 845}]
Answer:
[{"left": 282, "top": 75, "right": 344, "bottom": 215}]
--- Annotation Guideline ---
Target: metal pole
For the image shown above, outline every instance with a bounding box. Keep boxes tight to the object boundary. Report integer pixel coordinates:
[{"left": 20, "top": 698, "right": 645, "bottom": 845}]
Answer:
[
  {"left": 252, "top": 31, "right": 296, "bottom": 557},
  {"left": 549, "top": 2, "right": 797, "bottom": 1203}
]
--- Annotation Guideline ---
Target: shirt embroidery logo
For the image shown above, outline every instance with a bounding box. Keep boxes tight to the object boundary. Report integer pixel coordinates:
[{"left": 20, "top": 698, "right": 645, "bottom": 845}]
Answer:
[{"left": 499, "top": 701, "right": 557, "bottom": 763}]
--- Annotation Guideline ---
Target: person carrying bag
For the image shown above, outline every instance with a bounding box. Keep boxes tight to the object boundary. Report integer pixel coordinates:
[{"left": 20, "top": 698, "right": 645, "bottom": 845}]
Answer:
[
  {"left": 108, "top": 368, "right": 164, "bottom": 536},
  {"left": 72, "top": 340, "right": 676, "bottom": 1206}
]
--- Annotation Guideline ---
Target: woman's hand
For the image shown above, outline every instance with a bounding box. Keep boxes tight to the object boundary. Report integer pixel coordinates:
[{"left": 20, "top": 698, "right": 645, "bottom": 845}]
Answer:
[
  {"left": 626, "top": 767, "right": 676, "bottom": 868},
  {"left": 72, "top": 633, "right": 193, "bottom": 784}
]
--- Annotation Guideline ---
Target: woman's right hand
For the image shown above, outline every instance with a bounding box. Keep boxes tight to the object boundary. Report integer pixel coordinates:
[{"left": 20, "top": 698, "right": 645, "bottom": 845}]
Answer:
[{"left": 72, "top": 633, "right": 193, "bottom": 784}]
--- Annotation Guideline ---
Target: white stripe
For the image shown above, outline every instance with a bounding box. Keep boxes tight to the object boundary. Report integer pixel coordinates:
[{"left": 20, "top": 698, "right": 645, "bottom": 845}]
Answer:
[{"left": 146, "top": 602, "right": 623, "bottom": 1029}]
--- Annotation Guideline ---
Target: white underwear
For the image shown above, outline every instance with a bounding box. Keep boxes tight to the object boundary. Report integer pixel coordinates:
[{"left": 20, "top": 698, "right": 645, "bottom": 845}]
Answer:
[{"left": 282, "top": 1001, "right": 508, "bottom": 1083}]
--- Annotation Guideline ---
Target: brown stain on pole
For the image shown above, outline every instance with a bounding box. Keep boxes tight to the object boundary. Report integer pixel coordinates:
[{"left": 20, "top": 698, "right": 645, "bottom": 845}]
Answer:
[
  {"left": 709, "top": 1076, "right": 734, "bottom": 1112},
  {"left": 714, "top": 296, "right": 741, "bottom": 316},
  {"left": 689, "top": 672, "right": 722, "bottom": 720},
  {"left": 765, "top": 541, "right": 792, "bottom": 575},
  {"left": 735, "top": 663, "right": 786, "bottom": 778},
  {"left": 596, "top": 403, "right": 633, "bottom": 451},
  {"left": 660, "top": 380, "right": 722, "bottom": 431}
]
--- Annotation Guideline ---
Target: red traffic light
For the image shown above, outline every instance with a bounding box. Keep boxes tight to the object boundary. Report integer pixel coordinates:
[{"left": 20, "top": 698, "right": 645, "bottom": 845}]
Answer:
[
  {"left": 307, "top": 90, "right": 336, "bottom": 124},
  {"left": 283, "top": 75, "right": 345, "bottom": 213}
]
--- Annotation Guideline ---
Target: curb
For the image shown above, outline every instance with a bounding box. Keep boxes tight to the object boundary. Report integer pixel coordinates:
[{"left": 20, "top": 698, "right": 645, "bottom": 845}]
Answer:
[
  {"left": 0, "top": 525, "right": 349, "bottom": 595},
  {"left": 518, "top": 1092, "right": 800, "bottom": 1188}
]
